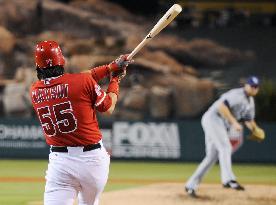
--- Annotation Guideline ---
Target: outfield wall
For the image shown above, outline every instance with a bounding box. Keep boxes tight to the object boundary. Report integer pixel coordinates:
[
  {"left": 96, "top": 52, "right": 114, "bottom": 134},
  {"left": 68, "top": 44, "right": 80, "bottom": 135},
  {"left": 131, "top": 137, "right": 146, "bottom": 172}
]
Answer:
[{"left": 0, "top": 118, "right": 275, "bottom": 163}]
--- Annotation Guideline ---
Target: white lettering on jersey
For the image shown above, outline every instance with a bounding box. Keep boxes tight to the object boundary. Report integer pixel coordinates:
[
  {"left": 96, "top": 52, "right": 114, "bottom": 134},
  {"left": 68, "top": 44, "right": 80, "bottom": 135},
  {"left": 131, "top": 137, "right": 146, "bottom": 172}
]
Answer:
[{"left": 95, "top": 84, "right": 102, "bottom": 96}]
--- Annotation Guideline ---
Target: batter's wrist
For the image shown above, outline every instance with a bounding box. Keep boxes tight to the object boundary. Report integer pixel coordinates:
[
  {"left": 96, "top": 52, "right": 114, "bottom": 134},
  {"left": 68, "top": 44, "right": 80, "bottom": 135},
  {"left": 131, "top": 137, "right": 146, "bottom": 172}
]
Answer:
[{"left": 107, "top": 79, "right": 119, "bottom": 96}]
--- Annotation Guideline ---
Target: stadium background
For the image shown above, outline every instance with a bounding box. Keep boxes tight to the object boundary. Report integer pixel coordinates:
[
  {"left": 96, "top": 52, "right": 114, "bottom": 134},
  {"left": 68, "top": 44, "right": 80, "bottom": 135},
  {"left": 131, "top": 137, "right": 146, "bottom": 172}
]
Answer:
[{"left": 0, "top": 0, "right": 275, "bottom": 204}]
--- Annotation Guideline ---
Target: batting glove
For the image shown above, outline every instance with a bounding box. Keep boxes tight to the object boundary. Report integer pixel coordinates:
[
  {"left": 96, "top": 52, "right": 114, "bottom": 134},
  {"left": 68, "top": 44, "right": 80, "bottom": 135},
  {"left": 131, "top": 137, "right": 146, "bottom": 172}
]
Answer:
[
  {"left": 108, "top": 54, "right": 133, "bottom": 72},
  {"left": 110, "top": 68, "right": 127, "bottom": 83}
]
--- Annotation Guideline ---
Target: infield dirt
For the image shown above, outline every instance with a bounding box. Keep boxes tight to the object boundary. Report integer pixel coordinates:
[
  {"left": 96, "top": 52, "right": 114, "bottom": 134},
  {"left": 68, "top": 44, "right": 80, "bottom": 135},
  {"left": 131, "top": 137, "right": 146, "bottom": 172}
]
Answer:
[{"left": 101, "top": 183, "right": 276, "bottom": 205}]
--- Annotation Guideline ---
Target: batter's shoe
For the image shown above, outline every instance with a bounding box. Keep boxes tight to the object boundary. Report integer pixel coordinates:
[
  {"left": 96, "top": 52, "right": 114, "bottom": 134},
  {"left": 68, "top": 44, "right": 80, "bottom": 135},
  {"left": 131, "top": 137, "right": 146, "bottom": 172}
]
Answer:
[
  {"left": 223, "top": 180, "right": 245, "bottom": 191},
  {"left": 185, "top": 187, "right": 197, "bottom": 198}
]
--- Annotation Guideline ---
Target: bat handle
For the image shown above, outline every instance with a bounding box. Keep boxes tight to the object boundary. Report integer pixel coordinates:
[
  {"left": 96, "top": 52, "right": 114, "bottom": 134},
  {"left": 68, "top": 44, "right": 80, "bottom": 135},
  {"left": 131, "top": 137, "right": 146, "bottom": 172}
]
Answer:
[
  {"left": 127, "top": 37, "right": 149, "bottom": 60},
  {"left": 127, "top": 47, "right": 139, "bottom": 60},
  {"left": 127, "top": 52, "right": 135, "bottom": 61}
]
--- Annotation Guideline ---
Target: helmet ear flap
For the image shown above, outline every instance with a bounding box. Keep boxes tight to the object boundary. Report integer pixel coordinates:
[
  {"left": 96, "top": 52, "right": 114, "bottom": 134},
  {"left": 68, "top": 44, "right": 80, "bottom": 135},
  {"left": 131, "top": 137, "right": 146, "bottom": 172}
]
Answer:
[{"left": 35, "top": 41, "right": 65, "bottom": 69}]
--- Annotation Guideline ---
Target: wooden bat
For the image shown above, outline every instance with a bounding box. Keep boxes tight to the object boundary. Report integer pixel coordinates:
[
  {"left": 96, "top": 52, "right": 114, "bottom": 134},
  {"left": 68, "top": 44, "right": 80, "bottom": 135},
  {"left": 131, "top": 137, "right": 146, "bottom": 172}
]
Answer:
[{"left": 127, "top": 4, "right": 182, "bottom": 60}]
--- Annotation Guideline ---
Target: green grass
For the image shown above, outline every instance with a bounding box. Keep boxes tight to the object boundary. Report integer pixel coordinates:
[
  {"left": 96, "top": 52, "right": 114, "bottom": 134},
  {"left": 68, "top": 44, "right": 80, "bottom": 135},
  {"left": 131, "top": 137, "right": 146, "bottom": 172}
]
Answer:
[
  {"left": 108, "top": 161, "right": 276, "bottom": 184},
  {"left": 0, "top": 183, "right": 44, "bottom": 205},
  {"left": 0, "top": 160, "right": 47, "bottom": 178},
  {"left": 0, "top": 160, "right": 275, "bottom": 205}
]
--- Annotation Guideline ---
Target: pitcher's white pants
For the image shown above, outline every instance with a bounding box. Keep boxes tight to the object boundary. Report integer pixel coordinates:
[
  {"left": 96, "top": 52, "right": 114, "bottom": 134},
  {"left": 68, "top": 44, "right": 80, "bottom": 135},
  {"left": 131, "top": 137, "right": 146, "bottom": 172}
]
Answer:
[
  {"left": 186, "top": 112, "right": 235, "bottom": 190},
  {"left": 44, "top": 143, "right": 110, "bottom": 205}
]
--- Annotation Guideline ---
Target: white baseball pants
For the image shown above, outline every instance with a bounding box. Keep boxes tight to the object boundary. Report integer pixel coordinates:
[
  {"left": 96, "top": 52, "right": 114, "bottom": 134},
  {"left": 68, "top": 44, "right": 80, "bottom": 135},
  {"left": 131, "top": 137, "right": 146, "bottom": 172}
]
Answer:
[
  {"left": 186, "top": 112, "right": 236, "bottom": 190},
  {"left": 44, "top": 143, "right": 110, "bottom": 205}
]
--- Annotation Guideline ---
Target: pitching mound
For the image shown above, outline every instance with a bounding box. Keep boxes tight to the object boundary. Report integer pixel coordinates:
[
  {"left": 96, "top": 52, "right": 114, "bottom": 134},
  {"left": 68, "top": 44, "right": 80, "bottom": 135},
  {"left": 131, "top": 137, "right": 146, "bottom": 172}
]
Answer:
[{"left": 101, "top": 183, "right": 276, "bottom": 205}]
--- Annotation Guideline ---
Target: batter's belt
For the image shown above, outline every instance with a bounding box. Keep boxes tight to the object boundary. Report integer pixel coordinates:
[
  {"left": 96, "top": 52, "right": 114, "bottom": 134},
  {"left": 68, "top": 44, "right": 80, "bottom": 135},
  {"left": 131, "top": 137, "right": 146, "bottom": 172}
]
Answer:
[{"left": 50, "top": 143, "right": 101, "bottom": 153}]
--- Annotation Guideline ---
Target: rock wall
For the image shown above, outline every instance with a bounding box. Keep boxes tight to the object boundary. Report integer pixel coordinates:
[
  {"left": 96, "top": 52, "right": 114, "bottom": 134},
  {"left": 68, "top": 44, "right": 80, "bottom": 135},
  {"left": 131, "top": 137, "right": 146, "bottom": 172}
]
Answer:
[{"left": 0, "top": 0, "right": 254, "bottom": 119}]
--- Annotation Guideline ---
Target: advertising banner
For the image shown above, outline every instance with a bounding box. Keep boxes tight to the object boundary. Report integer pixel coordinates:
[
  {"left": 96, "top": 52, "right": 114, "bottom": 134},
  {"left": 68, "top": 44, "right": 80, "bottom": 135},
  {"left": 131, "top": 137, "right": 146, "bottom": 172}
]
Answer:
[
  {"left": 0, "top": 118, "right": 49, "bottom": 158},
  {"left": 0, "top": 119, "right": 181, "bottom": 160},
  {"left": 111, "top": 122, "right": 181, "bottom": 159},
  {"left": 0, "top": 123, "right": 44, "bottom": 148},
  {"left": 0, "top": 118, "right": 276, "bottom": 162}
]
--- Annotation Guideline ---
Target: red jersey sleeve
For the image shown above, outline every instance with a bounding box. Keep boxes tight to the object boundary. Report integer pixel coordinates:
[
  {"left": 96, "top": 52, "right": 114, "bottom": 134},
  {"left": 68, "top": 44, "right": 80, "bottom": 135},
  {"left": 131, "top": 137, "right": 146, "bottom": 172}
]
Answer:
[
  {"left": 90, "top": 65, "right": 110, "bottom": 82},
  {"left": 83, "top": 73, "right": 112, "bottom": 112}
]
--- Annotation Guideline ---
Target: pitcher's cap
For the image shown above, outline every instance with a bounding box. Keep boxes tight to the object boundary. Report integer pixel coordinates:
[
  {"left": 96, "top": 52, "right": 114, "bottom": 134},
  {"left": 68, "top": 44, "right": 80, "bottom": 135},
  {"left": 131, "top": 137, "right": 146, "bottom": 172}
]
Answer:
[{"left": 246, "top": 76, "right": 260, "bottom": 87}]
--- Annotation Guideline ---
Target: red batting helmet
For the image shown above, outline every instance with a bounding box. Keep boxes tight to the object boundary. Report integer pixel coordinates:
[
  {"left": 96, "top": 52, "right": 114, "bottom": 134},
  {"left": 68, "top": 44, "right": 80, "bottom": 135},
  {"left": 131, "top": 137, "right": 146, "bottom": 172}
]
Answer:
[{"left": 35, "top": 41, "right": 65, "bottom": 69}]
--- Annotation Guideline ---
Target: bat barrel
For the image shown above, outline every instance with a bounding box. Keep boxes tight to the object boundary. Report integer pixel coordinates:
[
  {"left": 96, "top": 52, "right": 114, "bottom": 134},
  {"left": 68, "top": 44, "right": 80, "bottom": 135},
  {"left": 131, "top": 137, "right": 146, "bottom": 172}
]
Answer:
[{"left": 127, "top": 4, "right": 182, "bottom": 60}]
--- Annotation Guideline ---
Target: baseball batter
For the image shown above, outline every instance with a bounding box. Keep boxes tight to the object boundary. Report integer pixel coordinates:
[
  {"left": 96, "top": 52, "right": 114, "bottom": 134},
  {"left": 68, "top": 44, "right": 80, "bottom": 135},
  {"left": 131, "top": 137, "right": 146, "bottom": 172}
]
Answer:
[
  {"left": 185, "top": 76, "right": 261, "bottom": 197},
  {"left": 30, "top": 41, "right": 131, "bottom": 205}
]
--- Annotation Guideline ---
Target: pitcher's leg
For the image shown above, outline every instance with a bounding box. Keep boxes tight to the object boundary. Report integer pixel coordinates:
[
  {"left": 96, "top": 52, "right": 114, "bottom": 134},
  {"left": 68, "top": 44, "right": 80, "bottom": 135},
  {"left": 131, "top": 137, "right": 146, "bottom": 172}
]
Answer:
[
  {"left": 218, "top": 145, "right": 236, "bottom": 183},
  {"left": 186, "top": 142, "right": 218, "bottom": 190},
  {"left": 212, "top": 126, "right": 236, "bottom": 184},
  {"left": 186, "top": 114, "right": 218, "bottom": 191}
]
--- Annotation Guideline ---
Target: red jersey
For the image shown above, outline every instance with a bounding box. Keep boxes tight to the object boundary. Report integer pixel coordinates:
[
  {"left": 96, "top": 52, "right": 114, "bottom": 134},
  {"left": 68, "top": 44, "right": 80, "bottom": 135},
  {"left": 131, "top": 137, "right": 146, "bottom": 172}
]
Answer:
[{"left": 30, "top": 73, "right": 111, "bottom": 146}]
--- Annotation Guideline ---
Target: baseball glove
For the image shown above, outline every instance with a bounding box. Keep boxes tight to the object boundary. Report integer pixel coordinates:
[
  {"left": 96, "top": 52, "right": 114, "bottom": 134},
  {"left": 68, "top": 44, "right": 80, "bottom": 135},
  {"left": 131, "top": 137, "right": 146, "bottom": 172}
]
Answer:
[{"left": 248, "top": 126, "right": 265, "bottom": 142}]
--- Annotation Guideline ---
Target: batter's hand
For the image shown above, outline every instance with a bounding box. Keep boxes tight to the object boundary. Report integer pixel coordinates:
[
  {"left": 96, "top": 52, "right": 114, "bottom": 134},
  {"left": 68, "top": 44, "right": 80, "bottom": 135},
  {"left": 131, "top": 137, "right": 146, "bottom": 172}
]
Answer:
[
  {"left": 109, "top": 54, "right": 133, "bottom": 72},
  {"left": 111, "top": 68, "right": 127, "bottom": 83}
]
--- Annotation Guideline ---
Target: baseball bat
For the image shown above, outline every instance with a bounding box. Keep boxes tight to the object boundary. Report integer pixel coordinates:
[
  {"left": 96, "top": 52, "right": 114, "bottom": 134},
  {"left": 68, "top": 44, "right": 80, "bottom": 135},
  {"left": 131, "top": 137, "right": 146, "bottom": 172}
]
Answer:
[{"left": 127, "top": 4, "right": 182, "bottom": 60}]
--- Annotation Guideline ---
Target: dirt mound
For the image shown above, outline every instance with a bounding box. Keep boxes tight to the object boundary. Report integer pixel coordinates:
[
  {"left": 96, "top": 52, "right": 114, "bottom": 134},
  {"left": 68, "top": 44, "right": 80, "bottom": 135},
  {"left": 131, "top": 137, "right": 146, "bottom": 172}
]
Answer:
[{"left": 101, "top": 183, "right": 276, "bottom": 205}]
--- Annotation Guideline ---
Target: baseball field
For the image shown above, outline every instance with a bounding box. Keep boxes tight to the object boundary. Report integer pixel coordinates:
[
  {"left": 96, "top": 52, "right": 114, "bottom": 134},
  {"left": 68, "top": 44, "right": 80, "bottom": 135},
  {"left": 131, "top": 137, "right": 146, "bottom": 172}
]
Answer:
[{"left": 0, "top": 160, "right": 275, "bottom": 205}]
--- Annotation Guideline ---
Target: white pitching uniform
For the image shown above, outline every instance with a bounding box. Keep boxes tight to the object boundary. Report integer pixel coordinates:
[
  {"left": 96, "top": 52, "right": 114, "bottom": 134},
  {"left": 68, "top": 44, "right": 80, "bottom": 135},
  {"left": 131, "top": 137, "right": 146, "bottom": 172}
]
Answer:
[{"left": 186, "top": 87, "right": 255, "bottom": 190}]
